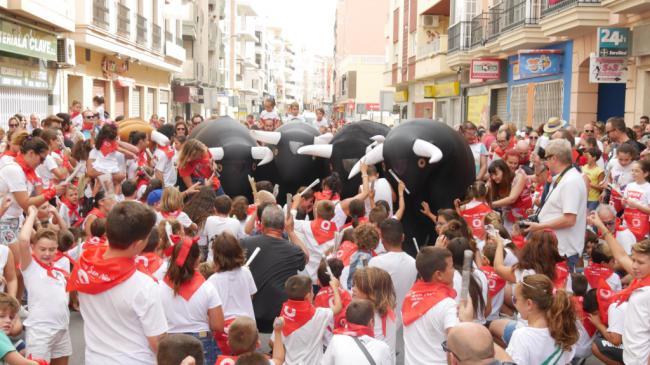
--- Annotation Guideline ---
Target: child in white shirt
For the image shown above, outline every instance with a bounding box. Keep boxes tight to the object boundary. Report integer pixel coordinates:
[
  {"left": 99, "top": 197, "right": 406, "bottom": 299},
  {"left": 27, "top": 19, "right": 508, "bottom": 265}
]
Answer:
[
  {"left": 214, "top": 316, "right": 284, "bottom": 365},
  {"left": 622, "top": 160, "right": 650, "bottom": 240},
  {"left": 156, "top": 187, "right": 195, "bottom": 230},
  {"left": 205, "top": 196, "right": 242, "bottom": 260},
  {"left": 151, "top": 130, "right": 177, "bottom": 187}
]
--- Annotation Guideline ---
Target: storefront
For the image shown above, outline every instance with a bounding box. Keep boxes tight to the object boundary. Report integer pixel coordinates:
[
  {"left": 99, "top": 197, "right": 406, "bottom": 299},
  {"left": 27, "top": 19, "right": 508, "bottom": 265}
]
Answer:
[
  {"left": 423, "top": 80, "right": 461, "bottom": 126},
  {"left": 506, "top": 41, "right": 573, "bottom": 130},
  {"left": 465, "top": 58, "right": 508, "bottom": 126},
  {"left": 0, "top": 17, "right": 58, "bottom": 128},
  {"left": 394, "top": 90, "right": 408, "bottom": 120}
]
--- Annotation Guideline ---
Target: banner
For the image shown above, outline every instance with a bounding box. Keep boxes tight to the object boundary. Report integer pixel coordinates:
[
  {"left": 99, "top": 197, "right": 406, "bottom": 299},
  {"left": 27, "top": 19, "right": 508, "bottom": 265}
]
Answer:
[
  {"left": 466, "top": 95, "right": 489, "bottom": 126},
  {"left": 518, "top": 50, "right": 563, "bottom": 79},
  {"left": 598, "top": 27, "right": 630, "bottom": 57},
  {"left": 0, "top": 19, "right": 57, "bottom": 61},
  {"left": 470, "top": 59, "right": 502, "bottom": 80},
  {"left": 589, "top": 54, "right": 628, "bottom": 83},
  {"left": 424, "top": 81, "right": 460, "bottom": 98}
]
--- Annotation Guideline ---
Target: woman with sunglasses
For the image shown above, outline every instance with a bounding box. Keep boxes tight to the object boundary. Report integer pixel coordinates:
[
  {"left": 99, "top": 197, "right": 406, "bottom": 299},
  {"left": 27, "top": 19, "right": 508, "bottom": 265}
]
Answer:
[{"left": 175, "top": 121, "right": 189, "bottom": 137}]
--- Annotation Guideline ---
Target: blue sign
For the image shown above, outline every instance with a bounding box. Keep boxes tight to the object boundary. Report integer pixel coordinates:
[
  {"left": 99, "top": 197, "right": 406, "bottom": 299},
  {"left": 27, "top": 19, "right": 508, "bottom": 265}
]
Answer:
[
  {"left": 518, "top": 50, "right": 563, "bottom": 79},
  {"left": 597, "top": 27, "right": 630, "bottom": 57}
]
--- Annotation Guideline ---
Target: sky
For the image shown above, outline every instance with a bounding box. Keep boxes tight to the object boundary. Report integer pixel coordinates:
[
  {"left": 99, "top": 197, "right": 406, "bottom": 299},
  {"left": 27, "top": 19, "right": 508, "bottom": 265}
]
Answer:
[{"left": 251, "top": 0, "right": 337, "bottom": 57}]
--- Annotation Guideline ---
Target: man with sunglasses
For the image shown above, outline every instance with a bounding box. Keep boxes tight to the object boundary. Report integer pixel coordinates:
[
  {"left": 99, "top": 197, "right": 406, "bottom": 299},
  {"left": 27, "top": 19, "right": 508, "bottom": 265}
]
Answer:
[
  {"left": 596, "top": 204, "right": 635, "bottom": 255},
  {"left": 444, "top": 322, "right": 514, "bottom": 365},
  {"left": 81, "top": 110, "right": 98, "bottom": 140}
]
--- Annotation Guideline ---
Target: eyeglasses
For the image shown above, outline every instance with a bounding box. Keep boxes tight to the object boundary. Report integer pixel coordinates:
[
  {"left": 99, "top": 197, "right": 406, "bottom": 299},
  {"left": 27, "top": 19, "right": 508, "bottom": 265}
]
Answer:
[
  {"left": 38, "top": 153, "right": 47, "bottom": 164},
  {"left": 8, "top": 123, "right": 18, "bottom": 128},
  {"left": 603, "top": 219, "right": 616, "bottom": 227},
  {"left": 441, "top": 341, "right": 460, "bottom": 361},
  {"left": 497, "top": 139, "right": 508, "bottom": 144},
  {"left": 584, "top": 129, "right": 594, "bottom": 133},
  {"left": 84, "top": 115, "right": 97, "bottom": 120},
  {"left": 530, "top": 136, "right": 538, "bottom": 140},
  {"left": 176, "top": 127, "right": 186, "bottom": 131}
]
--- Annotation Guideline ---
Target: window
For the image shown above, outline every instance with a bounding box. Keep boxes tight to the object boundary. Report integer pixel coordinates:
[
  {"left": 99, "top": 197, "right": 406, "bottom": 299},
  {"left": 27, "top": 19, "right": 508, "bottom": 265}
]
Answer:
[
  {"left": 533, "top": 80, "right": 563, "bottom": 128},
  {"left": 509, "top": 85, "right": 528, "bottom": 129},
  {"left": 341, "top": 74, "right": 347, "bottom": 96},
  {"left": 393, "top": 8, "right": 400, "bottom": 43}
]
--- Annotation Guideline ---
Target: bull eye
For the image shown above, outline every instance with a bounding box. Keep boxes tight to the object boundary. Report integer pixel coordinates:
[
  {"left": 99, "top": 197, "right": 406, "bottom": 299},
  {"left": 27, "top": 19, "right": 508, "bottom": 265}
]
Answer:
[
  {"left": 418, "top": 158, "right": 427, "bottom": 168},
  {"left": 217, "top": 164, "right": 223, "bottom": 173},
  {"left": 251, "top": 163, "right": 257, "bottom": 171}
]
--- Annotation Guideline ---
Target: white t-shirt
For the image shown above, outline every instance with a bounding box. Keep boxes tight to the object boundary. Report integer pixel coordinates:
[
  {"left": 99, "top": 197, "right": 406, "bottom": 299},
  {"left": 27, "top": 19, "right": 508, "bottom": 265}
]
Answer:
[
  {"left": 368, "top": 251, "right": 417, "bottom": 314},
  {"left": 282, "top": 307, "right": 333, "bottom": 365},
  {"left": 615, "top": 228, "right": 637, "bottom": 255},
  {"left": 608, "top": 301, "right": 627, "bottom": 335},
  {"left": 364, "top": 178, "right": 394, "bottom": 215},
  {"left": 624, "top": 181, "right": 650, "bottom": 207},
  {"left": 0, "top": 246, "right": 8, "bottom": 292},
  {"left": 153, "top": 259, "right": 169, "bottom": 282},
  {"left": 315, "top": 118, "right": 330, "bottom": 130},
  {"left": 294, "top": 219, "right": 335, "bottom": 282},
  {"left": 623, "top": 287, "right": 650, "bottom": 364},
  {"left": 89, "top": 148, "right": 122, "bottom": 175},
  {"left": 22, "top": 260, "right": 69, "bottom": 330},
  {"left": 538, "top": 168, "right": 587, "bottom": 256},
  {"left": 607, "top": 158, "right": 634, "bottom": 191},
  {"left": 153, "top": 148, "right": 177, "bottom": 187},
  {"left": 160, "top": 280, "right": 222, "bottom": 333},
  {"left": 79, "top": 271, "right": 168, "bottom": 365},
  {"left": 373, "top": 311, "right": 396, "bottom": 361},
  {"left": 205, "top": 215, "right": 243, "bottom": 258},
  {"left": 403, "top": 297, "right": 458, "bottom": 365},
  {"left": 452, "top": 269, "right": 488, "bottom": 323},
  {"left": 35, "top": 154, "right": 58, "bottom": 187},
  {"left": 0, "top": 163, "right": 33, "bottom": 219},
  {"left": 506, "top": 326, "right": 575, "bottom": 365},
  {"left": 322, "top": 334, "right": 393, "bottom": 365},
  {"left": 514, "top": 268, "right": 573, "bottom": 292},
  {"left": 207, "top": 267, "right": 257, "bottom": 320},
  {"left": 155, "top": 211, "right": 194, "bottom": 229},
  {"left": 0, "top": 154, "right": 15, "bottom": 167}
]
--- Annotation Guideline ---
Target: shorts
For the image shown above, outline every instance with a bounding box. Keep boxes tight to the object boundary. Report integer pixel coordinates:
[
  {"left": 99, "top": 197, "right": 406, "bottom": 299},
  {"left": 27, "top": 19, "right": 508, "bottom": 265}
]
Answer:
[
  {"left": 26, "top": 326, "right": 72, "bottom": 360},
  {"left": 184, "top": 331, "right": 219, "bottom": 365},
  {"left": 594, "top": 334, "right": 623, "bottom": 363},
  {"left": 0, "top": 218, "right": 19, "bottom": 246},
  {"left": 587, "top": 201, "right": 599, "bottom": 211},
  {"left": 502, "top": 320, "right": 520, "bottom": 345}
]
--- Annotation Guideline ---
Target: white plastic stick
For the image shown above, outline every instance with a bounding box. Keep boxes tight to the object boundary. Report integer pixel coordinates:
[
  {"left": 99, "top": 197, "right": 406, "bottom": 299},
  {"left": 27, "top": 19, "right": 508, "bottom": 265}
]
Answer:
[
  {"left": 388, "top": 169, "right": 410, "bottom": 195},
  {"left": 145, "top": 148, "right": 154, "bottom": 159},
  {"left": 460, "top": 250, "right": 473, "bottom": 301},
  {"left": 63, "top": 163, "right": 84, "bottom": 185},
  {"left": 413, "top": 237, "right": 420, "bottom": 253},
  {"left": 300, "top": 178, "right": 320, "bottom": 196},
  {"left": 325, "top": 260, "right": 334, "bottom": 277},
  {"left": 245, "top": 247, "right": 261, "bottom": 267}
]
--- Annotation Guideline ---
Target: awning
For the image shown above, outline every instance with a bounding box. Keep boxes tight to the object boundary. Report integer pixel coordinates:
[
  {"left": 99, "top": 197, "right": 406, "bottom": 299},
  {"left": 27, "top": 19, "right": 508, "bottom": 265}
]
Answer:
[{"left": 114, "top": 76, "right": 135, "bottom": 88}]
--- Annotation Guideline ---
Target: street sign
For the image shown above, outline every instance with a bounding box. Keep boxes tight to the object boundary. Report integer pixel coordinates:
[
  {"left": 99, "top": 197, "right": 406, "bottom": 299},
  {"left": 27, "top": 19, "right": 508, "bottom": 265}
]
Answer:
[
  {"left": 589, "top": 53, "right": 628, "bottom": 83},
  {"left": 597, "top": 27, "right": 630, "bottom": 57}
]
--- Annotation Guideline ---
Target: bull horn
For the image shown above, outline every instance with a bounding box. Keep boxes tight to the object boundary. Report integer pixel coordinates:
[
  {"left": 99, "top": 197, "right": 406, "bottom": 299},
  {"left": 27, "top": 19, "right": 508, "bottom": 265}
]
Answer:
[
  {"left": 314, "top": 133, "right": 333, "bottom": 145},
  {"left": 413, "top": 139, "right": 443, "bottom": 164},
  {"left": 251, "top": 146, "right": 274, "bottom": 165},
  {"left": 297, "top": 144, "right": 332, "bottom": 159},
  {"left": 348, "top": 144, "right": 384, "bottom": 179},
  {"left": 209, "top": 147, "right": 224, "bottom": 161},
  {"left": 250, "top": 130, "right": 281, "bottom": 145},
  {"left": 151, "top": 131, "right": 170, "bottom": 146},
  {"left": 370, "top": 135, "right": 385, "bottom": 143},
  {"left": 365, "top": 141, "right": 378, "bottom": 154}
]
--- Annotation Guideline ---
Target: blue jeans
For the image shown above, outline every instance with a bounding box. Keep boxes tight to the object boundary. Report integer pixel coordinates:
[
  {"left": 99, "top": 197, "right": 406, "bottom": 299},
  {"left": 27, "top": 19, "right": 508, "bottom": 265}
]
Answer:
[
  {"left": 502, "top": 320, "right": 519, "bottom": 345},
  {"left": 184, "top": 331, "right": 220, "bottom": 365},
  {"left": 566, "top": 254, "right": 580, "bottom": 273}
]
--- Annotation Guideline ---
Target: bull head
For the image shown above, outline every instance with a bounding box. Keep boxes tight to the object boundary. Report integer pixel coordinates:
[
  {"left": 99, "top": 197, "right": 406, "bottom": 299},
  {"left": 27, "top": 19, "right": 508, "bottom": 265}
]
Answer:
[
  {"left": 348, "top": 138, "right": 443, "bottom": 178},
  {"left": 208, "top": 146, "right": 274, "bottom": 166}
]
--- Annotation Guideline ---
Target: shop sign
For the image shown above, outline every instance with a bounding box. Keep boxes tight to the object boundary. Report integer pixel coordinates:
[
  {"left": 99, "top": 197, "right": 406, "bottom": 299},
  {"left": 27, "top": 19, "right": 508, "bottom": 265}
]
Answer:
[
  {"left": 466, "top": 95, "right": 489, "bottom": 126},
  {"left": 0, "top": 64, "right": 49, "bottom": 89},
  {"left": 365, "top": 103, "right": 380, "bottom": 111},
  {"left": 597, "top": 27, "right": 630, "bottom": 57},
  {"left": 173, "top": 86, "right": 204, "bottom": 103},
  {"left": 589, "top": 54, "right": 628, "bottom": 83},
  {"left": 517, "top": 50, "right": 563, "bottom": 79},
  {"left": 424, "top": 81, "right": 460, "bottom": 98},
  {"left": 394, "top": 90, "right": 409, "bottom": 103},
  {"left": 347, "top": 101, "right": 355, "bottom": 111},
  {"left": 0, "top": 19, "right": 57, "bottom": 61},
  {"left": 470, "top": 59, "right": 501, "bottom": 80},
  {"left": 102, "top": 57, "right": 129, "bottom": 79}
]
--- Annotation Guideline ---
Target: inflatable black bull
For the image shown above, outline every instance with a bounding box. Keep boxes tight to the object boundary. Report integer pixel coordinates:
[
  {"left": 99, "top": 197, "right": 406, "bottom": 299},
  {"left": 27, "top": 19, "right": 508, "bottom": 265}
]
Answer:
[
  {"left": 250, "top": 122, "right": 331, "bottom": 203},
  {"left": 351, "top": 119, "right": 475, "bottom": 256},
  {"left": 298, "top": 120, "right": 391, "bottom": 198},
  {"left": 190, "top": 117, "right": 274, "bottom": 198}
]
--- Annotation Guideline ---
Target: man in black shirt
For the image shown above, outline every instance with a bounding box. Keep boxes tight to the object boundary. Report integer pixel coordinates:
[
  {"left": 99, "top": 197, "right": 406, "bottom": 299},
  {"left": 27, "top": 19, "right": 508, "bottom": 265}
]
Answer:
[
  {"left": 241, "top": 205, "right": 308, "bottom": 332},
  {"left": 605, "top": 116, "right": 645, "bottom": 158}
]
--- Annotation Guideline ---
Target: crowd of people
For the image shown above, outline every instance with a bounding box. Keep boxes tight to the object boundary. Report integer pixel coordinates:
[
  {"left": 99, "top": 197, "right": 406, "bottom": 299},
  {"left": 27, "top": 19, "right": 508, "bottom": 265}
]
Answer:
[{"left": 0, "top": 96, "right": 649, "bottom": 365}]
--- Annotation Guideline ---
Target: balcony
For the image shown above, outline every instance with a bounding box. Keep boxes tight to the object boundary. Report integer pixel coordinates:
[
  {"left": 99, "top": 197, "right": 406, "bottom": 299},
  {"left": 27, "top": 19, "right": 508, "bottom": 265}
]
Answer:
[
  {"left": 93, "top": 0, "right": 109, "bottom": 30},
  {"left": 237, "top": 1, "right": 257, "bottom": 16},
  {"left": 540, "top": 0, "right": 609, "bottom": 37},
  {"left": 602, "top": 0, "right": 650, "bottom": 13},
  {"left": 117, "top": 3, "right": 130, "bottom": 37},
  {"left": 136, "top": 15, "right": 148, "bottom": 47},
  {"left": 183, "top": 20, "right": 197, "bottom": 40},
  {"left": 448, "top": 21, "right": 471, "bottom": 53},
  {"left": 152, "top": 24, "right": 162, "bottom": 52},
  {"left": 502, "top": 0, "right": 539, "bottom": 32},
  {"left": 471, "top": 14, "right": 486, "bottom": 47},
  {"left": 416, "top": 35, "right": 447, "bottom": 58},
  {"left": 415, "top": 36, "right": 452, "bottom": 79}
]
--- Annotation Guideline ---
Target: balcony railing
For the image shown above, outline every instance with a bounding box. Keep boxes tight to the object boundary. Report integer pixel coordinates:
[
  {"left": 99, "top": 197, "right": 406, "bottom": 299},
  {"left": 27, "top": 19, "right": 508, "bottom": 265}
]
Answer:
[
  {"left": 93, "top": 0, "right": 109, "bottom": 30},
  {"left": 152, "top": 24, "right": 162, "bottom": 51},
  {"left": 487, "top": 4, "right": 503, "bottom": 41},
  {"left": 117, "top": 3, "right": 130, "bottom": 37},
  {"left": 136, "top": 15, "right": 148, "bottom": 46},
  {"left": 416, "top": 36, "right": 444, "bottom": 58},
  {"left": 502, "top": 0, "right": 540, "bottom": 32},
  {"left": 541, "top": 0, "right": 600, "bottom": 15},
  {"left": 471, "top": 14, "right": 487, "bottom": 47},
  {"left": 448, "top": 21, "right": 472, "bottom": 53}
]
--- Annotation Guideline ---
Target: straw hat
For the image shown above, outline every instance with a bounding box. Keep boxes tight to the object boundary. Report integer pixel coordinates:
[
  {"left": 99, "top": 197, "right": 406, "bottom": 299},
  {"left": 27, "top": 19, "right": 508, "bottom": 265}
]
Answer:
[{"left": 543, "top": 117, "right": 567, "bottom": 134}]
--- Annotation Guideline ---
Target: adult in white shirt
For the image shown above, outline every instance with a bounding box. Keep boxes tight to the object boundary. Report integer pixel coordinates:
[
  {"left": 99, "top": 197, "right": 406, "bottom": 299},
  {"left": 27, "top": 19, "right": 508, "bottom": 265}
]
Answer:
[
  {"left": 322, "top": 299, "right": 393, "bottom": 365},
  {"left": 597, "top": 204, "right": 636, "bottom": 255},
  {"left": 528, "top": 139, "right": 586, "bottom": 271},
  {"left": 591, "top": 299, "right": 626, "bottom": 365},
  {"left": 205, "top": 195, "right": 243, "bottom": 260},
  {"left": 446, "top": 322, "right": 513, "bottom": 364}
]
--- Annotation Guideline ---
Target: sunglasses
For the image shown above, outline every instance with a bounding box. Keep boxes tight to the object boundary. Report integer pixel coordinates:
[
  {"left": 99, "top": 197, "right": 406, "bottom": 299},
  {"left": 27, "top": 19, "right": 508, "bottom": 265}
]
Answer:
[
  {"left": 8, "top": 124, "right": 18, "bottom": 128},
  {"left": 84, "top": 115, "right": 97, "bottom": 120},
  {"left": 176, "top": 127, "right": 186, "bottom": 131},
  {"left": 584, "top": 129, "right": 594, "bottom": 133}
]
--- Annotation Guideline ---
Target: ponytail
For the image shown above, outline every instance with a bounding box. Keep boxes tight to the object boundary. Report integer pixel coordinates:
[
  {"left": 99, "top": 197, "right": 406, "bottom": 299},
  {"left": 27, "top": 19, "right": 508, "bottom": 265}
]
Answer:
[
  {"left": 448, "top": 237, "right": 486, "bottom": 315},
  {"left": 519, "top": 274, "right": 578, "bottom": 352},
  {"left": 165, "top": 238, "right": 200, "bottom": 296}
]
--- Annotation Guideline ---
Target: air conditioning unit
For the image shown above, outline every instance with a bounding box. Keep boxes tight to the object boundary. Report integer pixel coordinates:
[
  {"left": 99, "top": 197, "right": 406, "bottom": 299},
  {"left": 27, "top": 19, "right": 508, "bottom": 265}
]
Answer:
[
  {"left": 56, "top": 38, "right": 76, "bottom": 68},
  {"left": 421, "top": 15, "right": 439, "bottom": 28}
]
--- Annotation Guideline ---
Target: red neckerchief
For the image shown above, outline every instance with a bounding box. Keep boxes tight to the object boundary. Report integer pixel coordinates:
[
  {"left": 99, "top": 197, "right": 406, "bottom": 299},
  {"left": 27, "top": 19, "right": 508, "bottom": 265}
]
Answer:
[
  {"left": 31, "top": 254, "right": 69, "bottom": 280},
  {"left": 163, "top": 234, "right": 183, "bottom": 257},
  {"left": 335, "top": 241, "right": 376, "bottom": 266},
  {"left": 164, "top": 271, "right": 205, "bottom": 301},
  {"left": 623, "top": 206, "right": 650, "bottom": 241},
  {"left": 341, "top": 216, "right": 369, "bottom": 231},
  {"left": 214, "top": 318, "right": 237, "bottom": 356},
  {"left": 137, "top": 150, "right": 147, "bottom": 167},
  {"left": 53, "top": 250, "right": 75, "bottom": 266},
  {"left": 14, "top": 153, "right": 39, "bottom": 184},
  {"left": 614, "top": 275, "right": 650, "bottom": 306},
  {"left": 66, "top": 244, "right": 137, "bottom": 294},
  {"left": 161, "top": 210, "right": 182, "bottom": 219},
  {"left": 82, "top": 120, "right": 94, "bottom": 131},
  {"left": 179, "top": 153, "right": 212, "bottom": 178},
  {"left": 402, "top": 280, "right": 456, "bottom": 326},
  {"left": 60, "top": 197, "right": 81, "bottom": 223},
  {"left": 481, "top": 265, "right": 506, "bottom": 298},
  {"left": 313, "top": 286, "right": 351, "bottom": 329},
  {"left": 216, "top": 356, "right": 239, "bottom": 365},
  {"left": 460, "top": 202, "right": 492, "bottom": 239},
  {"left": 584, "top": 262, "right": 613, "bottom": 289},
  {"left": 554, "top": 261, "right": 569, "bottom": 289},
  {"left": 596, "top": 282, "right": 616, "bottom": 325},
  {"left": 380, "top": 308, "right": 395, "bottom": 337},
  {"left": 88, "top": 208, "right": 106, "bottom": 219},
  {"left": 100, "top": 140, "right": 118, "bottom": 156},
  {"left": 281, "top": 299, "right": 316, "bottom": 336},
  {"left": 572, "top": 295, "right": 597, "bottom": 337},
  {"left": 53, "top": 149, "right": 72, "bottom": 170},
  {"left": 314, "top": 190, "right": 340, "bottom": 202},
  {"left": 511, "top": 235, "right": 526, "bottom": 249},
  {"left": 157, "top": 145, "right": 174, "bottom": 160},
  {"left": 1, "top": 150, "right": 16, "bottom": 158},
  {"left": 136, "top": 252, "right": 163, "bottom": 276},
  {"left": 84, "top": 236, "right": 107, "bottom": 247},
  {"left": 310, "top": 218, "right": 337, "bottom": 244},
  {"left": 333, "top": 322, "right": 375, "bottom": 338}
]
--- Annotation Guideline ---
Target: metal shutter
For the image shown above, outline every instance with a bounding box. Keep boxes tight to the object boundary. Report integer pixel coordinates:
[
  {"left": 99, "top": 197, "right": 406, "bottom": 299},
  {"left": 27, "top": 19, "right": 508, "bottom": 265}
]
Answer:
[
  {"left": 451, "top": 98, "right": 461, "bottom": 126},
  {"left": 114, "top": 85, "right": 125, "bottom": 118},
  {"left": 532, "top": 80, "right": 563, "bottom": 129},
  {"left": 0, "top": 88, "right": 48, "bottom": 129},
  {"left": 146, "top": 88, "right": 154, "bottom": 119},
  {"left": 92, "top": 79, "right": 106, "bottom": 97},
  {"left": 435, "top": 100, "right": 448, "bottom": 124},
  {"left": 495, "top": 88, "right": 508, "bottom": 121},
  {"left": 158, "top": 90, "right": 169, "bottom": 122},
  {"left": 130, "top": 86, "right": 141, "bottom": 118},
  {"left": 509, "top": 85, "right": 528, "bottom": 129}
]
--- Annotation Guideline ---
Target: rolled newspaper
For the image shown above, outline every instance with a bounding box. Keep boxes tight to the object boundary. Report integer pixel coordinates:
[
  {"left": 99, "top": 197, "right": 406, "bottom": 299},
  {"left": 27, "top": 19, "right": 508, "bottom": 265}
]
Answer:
[
  {"left": 63, "top": 163, "right": 84, "bottom": 185},
  {"left": 413, "top": 237, "right": 420, "bottom": 253},
  {"left": 388, "top": 169, "right": 410, "bottom": 195},
  {"left": 245, "top": 247, "right": 261, "bottom": 267},
  {"left": 300, "top": 178, "right": 320, "bottom": 196},
  {"left": 460, "top": 250, "right": 474, "bottom": 302},
  {"left": 286, "top": 193, "right": 293, "bottom": 218}
]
